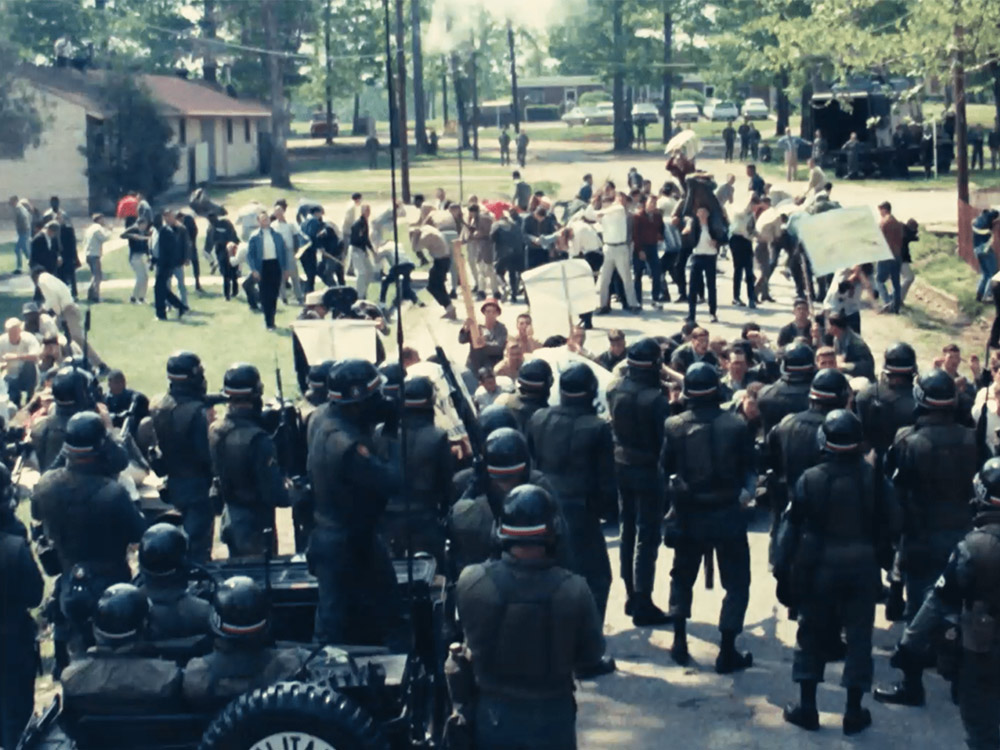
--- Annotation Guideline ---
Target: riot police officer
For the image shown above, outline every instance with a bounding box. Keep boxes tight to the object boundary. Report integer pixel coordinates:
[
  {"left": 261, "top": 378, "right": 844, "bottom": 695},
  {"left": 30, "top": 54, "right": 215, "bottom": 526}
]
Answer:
[
  {"left": 527, "top": 363, "right": 615, "bottom": 622},
  {"left": 208, "top": 363, "right": 289, "bottom": 558},
  {"left": 855, "top": 342, "right": 918, "bottom": 461},
  {"left": 607, "top": 337, "right": 672, "bottom": 625},
  {"left": 61, "top": 583, "right": 184, "bottom": 712},
  {"left": 757, "top": 342, "right": 815, "bottom": 435},
  {"left": 778, "top": 410, "right": 899, "bottom": 735},
  {"left": 767, "top": 368, "right": 851, "bottom": 550},
  {"left": 31, "top": 412, "right": 146, "bottom": 660},
  {"left": 148, "top": 351, "right": 215, "bottom": 562},
  {"left": 306, "top": 359, "right": 405, "bottom": 646},
  {"left": 498, "top": 358, "right": 553, "bottom": 432},
  {"left": 455, "top": 485, "right": 605, "bottom": 750},
  {"left": 661, "top": 362, "right": 756, "bottom": 671},
  {"left": 887, "top": 458, "right": 1000, "bottom": 748},
  {"left": 0, "top": 464, "right": 43, "bottom": 748},
  {"left": 380, "top": 376, "right": 453, "bottom": 563},
  {"left": 183, "top": 576, "right": 308, "bottom": 706},
  {"left": 451, "top": 404, "right": 520, "bottom": 502},
  {"left": 136, "top": 523, "right": 212, "bottom": 646},
  {"left": 30, "top": 365, "right": 96, "bottom": 472},
  {"left": 300, "top": 359, "right": 335, "bottom": 430},
  {"left": 875, "top": 368, "right": 977, "bottom": 707}
]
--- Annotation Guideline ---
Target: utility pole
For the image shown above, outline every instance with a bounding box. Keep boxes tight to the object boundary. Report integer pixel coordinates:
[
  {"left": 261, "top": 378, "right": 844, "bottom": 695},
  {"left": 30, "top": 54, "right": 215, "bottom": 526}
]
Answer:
[
  {"left": 954, "top": 9, "right": 971, "bottom": 261},
  {"left": 507, "top": 20, "right": 520, "bottom": 133},
  {"left": 411, "top": 0, "right": 428, "bottom": 153},
  {"left": 470, "top": 31, "right": 479, "bottom": 160},
  {"left": 263, "top": 0, "right": 291, "bottom": 187},
  {"left": 394, "top": 0, "right": 410, "bottom": 201},
  {"left": 202, "top": 0, "right": 217, "bottom": 83},
  {"left": 662, "top": 3, "right": 672, "bottom": 144},
  {"left": 612, "top": 0, "right": 626, "bottom": 151},
  {"left": 442, "top": 65, "right": 449, "bottom": 125},
  {"left": 324, "top": 0, "right": 333, "bottom": 145}
]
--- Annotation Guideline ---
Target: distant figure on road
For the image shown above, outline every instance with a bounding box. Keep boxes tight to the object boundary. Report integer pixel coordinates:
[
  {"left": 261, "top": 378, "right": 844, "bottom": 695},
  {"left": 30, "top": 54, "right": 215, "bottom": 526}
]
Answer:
[
  {"left": 515, "top": 130, "right": 529, "bottom": 168},
  {"left": 722, "top": 120, "right": 736, "bottom": 162},
  {"left": 635, "top": 119, "right": 647, "bottom": 150},
  {"left": 365, "top": 135, "right": 379, "bottom": 170},
  {"left": 498, "top": 127, "right": 511, "bottom": 166}
]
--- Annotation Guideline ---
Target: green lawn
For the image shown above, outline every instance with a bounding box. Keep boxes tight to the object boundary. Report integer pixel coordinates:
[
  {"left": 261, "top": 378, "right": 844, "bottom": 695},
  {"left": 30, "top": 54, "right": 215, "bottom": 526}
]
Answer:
[{"left": 907, "top": 232, "right": 983, "bottom": 318}]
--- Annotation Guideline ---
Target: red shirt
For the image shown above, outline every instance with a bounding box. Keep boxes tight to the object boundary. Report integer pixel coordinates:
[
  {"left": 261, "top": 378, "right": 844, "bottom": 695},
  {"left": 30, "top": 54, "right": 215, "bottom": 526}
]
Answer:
[
  {"left": 633, "top": 211, "right": 664, "bottom": 250},
  {"left": 116, "top": 195, "right": 138, "bottom": 219}
]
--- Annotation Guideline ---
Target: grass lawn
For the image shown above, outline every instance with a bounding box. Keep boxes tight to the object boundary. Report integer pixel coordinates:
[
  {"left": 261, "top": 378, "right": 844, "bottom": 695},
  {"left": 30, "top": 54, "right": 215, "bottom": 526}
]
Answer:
[{"left": 907, "top": 232, "right": 983, "bottom": 318}]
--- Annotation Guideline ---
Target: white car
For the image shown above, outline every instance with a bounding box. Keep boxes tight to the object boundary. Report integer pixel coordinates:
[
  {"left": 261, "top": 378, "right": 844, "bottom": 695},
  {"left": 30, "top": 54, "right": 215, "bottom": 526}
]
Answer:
[
  {"left": 671, "top": 100, "right": 701, "bottom": 122},
  {"left": 631, "top": 102, "right": 660, "bottom": 124},
  {"left": 705, "top": 99, "right": 739, "bottom": 121},
  {"left": 587, "top": 102, "right": 615, "bottom": 125},
  {"left": 741, "top": 97, "right": 770, "bottom": 119},
  {"left": 561, "top": 106, "right": 598, "bottom": 126}
]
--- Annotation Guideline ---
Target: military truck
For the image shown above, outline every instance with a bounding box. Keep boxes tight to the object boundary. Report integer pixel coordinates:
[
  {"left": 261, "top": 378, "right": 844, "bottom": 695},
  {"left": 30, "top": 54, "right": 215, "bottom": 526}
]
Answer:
[
  {"left": 811, "top": 77, "right": 954, "bottom": 178},
  {"left": 18, "top": 555, "right": 450, "bottom": 750}
]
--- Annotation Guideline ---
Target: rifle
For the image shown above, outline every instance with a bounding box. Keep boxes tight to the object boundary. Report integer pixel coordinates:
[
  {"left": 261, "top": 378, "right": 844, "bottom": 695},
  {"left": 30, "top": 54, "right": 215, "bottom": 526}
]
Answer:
[
  {"left": 82, "top": 308, "right": 91, "bottom": 373},
  {"left": 435, "top": 345, "right": 486, "bottom": 493}
]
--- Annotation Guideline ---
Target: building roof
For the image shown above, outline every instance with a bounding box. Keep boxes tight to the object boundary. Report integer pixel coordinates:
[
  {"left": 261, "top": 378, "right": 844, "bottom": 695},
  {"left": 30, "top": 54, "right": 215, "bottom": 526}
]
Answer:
[
  {"left": 18, "top": 64, "right": 270, "bottom": 120},
  {"left": 518, "top": 75, "right": 603, "bottom": 89}
]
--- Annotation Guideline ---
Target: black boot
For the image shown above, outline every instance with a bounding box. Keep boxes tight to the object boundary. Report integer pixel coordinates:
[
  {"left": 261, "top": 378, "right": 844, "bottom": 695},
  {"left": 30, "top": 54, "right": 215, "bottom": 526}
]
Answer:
[
  {"left": 843, "top": 688, "right": 872, "bottom": 735},
  {"left": 784, "top": 680, "right": 819, "bottom": 730},
  {"left": 873, "top": 675, "right": 925, "bottom": 707},
  {"left": 576, "top": 655, "right": 617, "bottom": 679},
  {"left": 671, "top": 618, "right": 691, "bottom": 666},
  {"left": 623, "top": 580, "right": 634, "bottom": 617},
  {"left": 715, "top": 630, "right": 753, "bottom": 674},
  {"left": 631, "top": 594, "right": 673, "bottom": 627}
]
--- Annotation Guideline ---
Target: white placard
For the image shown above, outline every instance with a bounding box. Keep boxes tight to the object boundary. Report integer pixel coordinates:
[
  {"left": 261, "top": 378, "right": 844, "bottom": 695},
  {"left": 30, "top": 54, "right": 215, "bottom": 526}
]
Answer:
[
  {"left": 795, "top": 206, "right": 894, "bottom": 276},
  {"left": 290, "top": 319, "right": 377, "bottom": 364},
  {"left": 521, "top": 259, "right": 598, "bottom": 340}
]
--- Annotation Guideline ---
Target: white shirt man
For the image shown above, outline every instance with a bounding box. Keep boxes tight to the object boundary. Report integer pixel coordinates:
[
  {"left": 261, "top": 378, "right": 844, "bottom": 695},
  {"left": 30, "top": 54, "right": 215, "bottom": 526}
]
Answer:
[
  {"left": 260, "top": 229, "right": 277, "bottom": 261},
  {"left": 32, "top": 270, "right": 107, "bottom": 370},
  {"left": 567, "top": 219, "right": 602, "bottom": 257},
  {"left": 0, "top": 320, "right": 40, "bottom": 378},
  {"left": 83, "top": 220, "right": 112, "bottom": 260},
  {"left": 693, "top": 223, "right": 718, "bottom": 256},
  {"left": 272, "top": 208, "right": 303, "bottom": 303},
  {"left": 586, "top": 198, "right": 639, "bottom": 310}
]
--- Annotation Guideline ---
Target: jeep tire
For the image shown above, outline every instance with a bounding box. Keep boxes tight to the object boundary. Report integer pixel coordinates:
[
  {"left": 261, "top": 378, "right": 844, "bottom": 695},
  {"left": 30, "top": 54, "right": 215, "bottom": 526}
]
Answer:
[{"left": 199, "top": 681, "right": 388, "bottom": 750}]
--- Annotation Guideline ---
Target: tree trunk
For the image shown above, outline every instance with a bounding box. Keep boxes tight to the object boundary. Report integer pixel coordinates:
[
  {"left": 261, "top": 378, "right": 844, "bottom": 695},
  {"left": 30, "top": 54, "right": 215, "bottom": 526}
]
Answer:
[
  {"left": 324, "top": 0, "right": 333, "bottom": 145},
  {"left": 411, "top": 0, "right": 428, "bottom": 153},
  {"left": 799, "top": 78, "right": 813, "bottom": 140},
  {"left": 441, "top": 65, "right": 448, "bottom": 126},
  {"left": 450, "top": 52, "right": 470, "bottom": 149},
  {"left": 507, "top": 21, "right": 520, "bottom": 133},
  {"left": 202, "top": 0, "right": 217, "bottom": 83},
  {"left": 954, "top": 21, "right": 969, "bottom": 205},
  {"left": 353, "top": 92, "right": 360, "bottom": 132},
  {"left": 470, "top": 32, "right": 479, "bottom": 160},
  {"left": 661, "top": 4, "right": 672, "bottom": 144},
  {"left": 775, "top": 69, "right": 790, "bottom": 136},
  {"left": 612, "top": 0, "right": 627, "bottom": 151},
  {"left": 394, "top": 0, "right": 410, "bottom": 201},
  {"left": 991, "top": 61, "right": 1000, "bottom": 143},
  {"left": 262, "top": 0, "right": 290, "bottom": 187}
]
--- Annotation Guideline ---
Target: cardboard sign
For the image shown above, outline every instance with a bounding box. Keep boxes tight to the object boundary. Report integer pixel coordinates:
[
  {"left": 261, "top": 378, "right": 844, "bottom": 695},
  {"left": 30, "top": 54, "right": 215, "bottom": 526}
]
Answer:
[
  {"left": 795, "top": 206, "right": 894, "bottom": 276},
  {"left": 521, "top": 259, "right": 597, "bottom": 340},
  {"left": 289, "top": 319, "right": 377, "bottom": 364},
  {"left": 530, "top": 347, "right": 613, "bottom": 417}
]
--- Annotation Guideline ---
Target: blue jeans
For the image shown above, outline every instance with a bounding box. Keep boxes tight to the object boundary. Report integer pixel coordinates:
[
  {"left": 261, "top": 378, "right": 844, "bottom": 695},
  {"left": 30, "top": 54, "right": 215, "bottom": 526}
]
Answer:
[
  {"left": 875, "top": 258, "right": 902, "bottom": 312},
  {"left": 633, "top": 243, "right": 663, "bottom": 303},
  {"left": 172, "top": 265, "right": 189, "bottom": 307},
  {"left": 14, "top": 232, "right": 28, "bottom": 271},
  {"left": 976, "top": 244, "right": 997, "bottom": 301}
]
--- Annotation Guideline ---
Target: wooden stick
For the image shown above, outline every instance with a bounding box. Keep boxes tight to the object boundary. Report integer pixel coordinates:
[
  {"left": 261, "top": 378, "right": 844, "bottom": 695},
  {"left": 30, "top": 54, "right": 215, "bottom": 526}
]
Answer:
[{"left": 452, "top": 239, "right": 484, "bottom": 348}]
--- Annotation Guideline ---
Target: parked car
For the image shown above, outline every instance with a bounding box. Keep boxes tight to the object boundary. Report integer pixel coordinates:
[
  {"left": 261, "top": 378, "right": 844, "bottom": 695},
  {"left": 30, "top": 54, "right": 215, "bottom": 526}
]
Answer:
[
  {"left": 588, "top": 102, "right": 616, "bottom": 125},
  {"left": 741, "top": 97, "right": 770, "bottom": 120},
  {"left": 631, "top": 102, "right": 660, "bottom": 124},
  {"left": 704, "top": 99, "right": 739, "bottom": 121},
  {"left": 671, "top": 100, "right": 701, "bottom": 122},
  {"left": 309, "top": 114, "right": 340, "bottom": 138},
  {"left": 562, "top": 106, "right": 599, "bottom": 126}
]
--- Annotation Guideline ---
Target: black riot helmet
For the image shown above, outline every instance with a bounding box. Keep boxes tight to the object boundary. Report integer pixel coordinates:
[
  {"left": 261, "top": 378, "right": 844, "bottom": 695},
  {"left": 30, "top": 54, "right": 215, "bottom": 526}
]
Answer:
[
  {"left": 626, "top": 337, "right": 662, "bottom": 376},
  {"left": 166, "top": 350, "right": 206, "bottom": 394},
  {"left": 973, "top": 457, "right": 1000, "bottom": 511},
  {"left": 327, "top": 359, "right": 383, "bottom": 405},
  {"left": 51, "top": 366, "right": 95, "bottom": 408},
  {"left": 559, "top": 362, "right": 598, "bottom": 404},
  {"left": 63, "top": 411, "right": 107, "bottom": 460},
  {"left": 379, "top": 363, "right": 404, "bottom": 400},
  {"left": 477, "top": 404, "right": 519, "bottom": 438},
  {"left": 883, "top": 342, "right": 917, "bottom": 378},
  {"left": 139, "top": 523, "right": 189, "bottom": 578},
  {"left": 913, "top": 368, "right": 957, "bottom": 411},
  {"left": 403, "top": 376, "right": 435, "bottom": 412},
  {"left": 781, "top": 341, "right": 816, "bottom": 383},
  {"left": 683, "top": 362, "right": 720, "bottom": 402},
  {"left": 495, "top": 484, "right": 557, "bottom": 550},
  {"left": 93, "top": 583, "right": 150, "bottom": 646},
  {"left": 485, "top": 427, "right": 531, "bottom": 482},
  {"left": 211, "top": 576, "right": 269, "bottom": 643},
  {"left": 306, "top": 360, "right": 335, "bottom": 395},
  {"left": 817, "top": 408, "right": 864, "bottom": 455},
  {"left": 222, "top": 363, "right": 264, "bottom": 403},
  {"left": 808, "top": 368, "right": 850, "bottom": 410},
  {"left": 516, "top": 359, "right": 553, "bottom": 397}
]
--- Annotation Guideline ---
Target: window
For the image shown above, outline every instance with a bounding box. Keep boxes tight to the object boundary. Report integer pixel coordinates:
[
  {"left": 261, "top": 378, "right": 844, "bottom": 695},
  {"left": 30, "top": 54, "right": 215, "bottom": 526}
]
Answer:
[
  {"left": 178, "top": 119, "right": 187, "bottom": 145},
  {"left": 226, "top": 118, "right": 233, "bottom": 144},
  {"left": 244, "top": 118, "right": 251, "bottom": 143}
]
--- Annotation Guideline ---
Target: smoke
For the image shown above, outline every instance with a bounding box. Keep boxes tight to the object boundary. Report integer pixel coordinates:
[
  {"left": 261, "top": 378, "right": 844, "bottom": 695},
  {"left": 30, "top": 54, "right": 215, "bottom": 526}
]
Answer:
[{"left": 423, "top": 0, "right": 585, "bottom": 56}]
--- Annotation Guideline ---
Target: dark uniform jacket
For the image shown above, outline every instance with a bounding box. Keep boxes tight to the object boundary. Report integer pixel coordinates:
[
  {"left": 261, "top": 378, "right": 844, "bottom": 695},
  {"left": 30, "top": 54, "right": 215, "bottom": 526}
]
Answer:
[
  {"left": 607, "top": 374, "right": 670, "bottom": 474},
  {"left": 150, "top": 391, "right": 213, "bottom": 482},
  {"left": 62, "top": 644, "right": 183, "bottom": 713},
  {"left": 499, "top": 391, "right": 547, "bottom": 433},
  {"left": 30, "top": 405, "right": 77, "bottom": 473},
  {"left": 768, "top": 406, "right": 826, "bottom": 498},
  {"left": 0, "top": 531, "right": 43, "bottom": 641},
  {"left": 140, "top": 581, "right": 213, "bottom": 643},
  {"left": 855, "top": 377, "right": 916, "bottom": 456},
  {"left": 835, "top": 329, "right": 876, "bottom": 382},
  {"left": 182, "top": 642, "right": 308, "bottom": 706},
  {"left": 757, "top": 377, "right": 811, "bottom": 436}
]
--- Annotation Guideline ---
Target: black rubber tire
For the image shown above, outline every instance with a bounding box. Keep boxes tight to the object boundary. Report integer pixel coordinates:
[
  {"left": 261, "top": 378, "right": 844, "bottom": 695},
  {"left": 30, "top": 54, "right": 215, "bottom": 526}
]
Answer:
[{"left": 198, "top": 681, "right": 388, "bottom": 750}]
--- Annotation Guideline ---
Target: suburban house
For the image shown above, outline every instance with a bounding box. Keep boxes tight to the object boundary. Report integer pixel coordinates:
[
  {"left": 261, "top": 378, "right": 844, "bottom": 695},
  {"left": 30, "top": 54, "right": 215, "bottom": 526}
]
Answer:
[
  {"left": 3, "top": 64, "right": 271, "bottom": 213},
  {"left": 518, "top": 75, "right": 605, "bottom": 113}
]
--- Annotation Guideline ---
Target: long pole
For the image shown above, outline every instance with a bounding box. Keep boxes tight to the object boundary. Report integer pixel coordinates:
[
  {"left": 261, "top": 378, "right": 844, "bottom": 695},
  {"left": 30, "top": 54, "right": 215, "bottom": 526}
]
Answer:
[
  {"left": 507, "top": 21, "right": 520, "bottom": 133},
  {"left": 394, "top": 0, "right": 411, "bottom": 202},
  {"left": 470, "top": 31, "right": 479, "bottom": 161},
  {"left": 662, "top": 3, "right": 672, "bottom": 144},
  {"left": 381, "top": 0, "right": 412, "bottom": 588},
  {"left": 954, "top": 14, "right": 969, "bottom": 206},
  {"left": 324, "top": 0, "right": 333, "bottom": 145}
]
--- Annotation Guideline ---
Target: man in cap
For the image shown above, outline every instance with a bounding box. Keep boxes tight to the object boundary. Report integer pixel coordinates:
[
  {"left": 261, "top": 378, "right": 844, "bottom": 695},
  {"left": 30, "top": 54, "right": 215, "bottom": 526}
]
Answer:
[
  {"left": 459, "top": 298, "right": 508, "bottom": 373},
  {"left": 0, "top": 317, "right": 40, "bottom": 407}
]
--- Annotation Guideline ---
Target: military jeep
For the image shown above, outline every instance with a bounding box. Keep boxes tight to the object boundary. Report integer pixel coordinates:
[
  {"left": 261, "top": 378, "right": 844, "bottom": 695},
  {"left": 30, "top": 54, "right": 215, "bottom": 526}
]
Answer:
[{"left": 18, "top": 556, "right": 450, "bottom": 750}]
